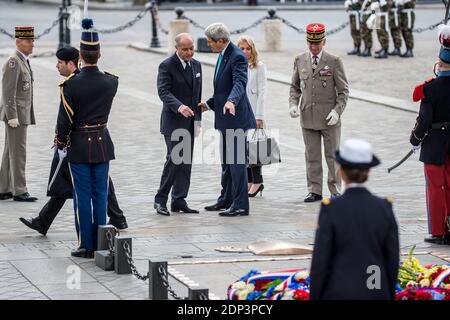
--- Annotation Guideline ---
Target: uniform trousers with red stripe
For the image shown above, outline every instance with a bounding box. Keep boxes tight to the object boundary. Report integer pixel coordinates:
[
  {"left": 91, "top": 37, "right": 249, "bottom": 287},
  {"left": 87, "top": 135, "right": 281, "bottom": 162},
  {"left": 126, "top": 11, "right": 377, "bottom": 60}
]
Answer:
[{"left": 424, "top": 155, "right": 450, "bottom": 237}]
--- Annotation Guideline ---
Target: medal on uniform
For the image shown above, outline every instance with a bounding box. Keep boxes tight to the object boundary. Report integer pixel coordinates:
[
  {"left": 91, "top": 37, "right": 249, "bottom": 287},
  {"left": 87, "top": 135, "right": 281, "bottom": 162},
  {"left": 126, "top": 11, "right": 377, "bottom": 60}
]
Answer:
[
  {"left": 322, "top": 81, "right": 327, "bottom": 88},
  {"left": 23, "top": 82, "right": 30, "bottom": 91}
]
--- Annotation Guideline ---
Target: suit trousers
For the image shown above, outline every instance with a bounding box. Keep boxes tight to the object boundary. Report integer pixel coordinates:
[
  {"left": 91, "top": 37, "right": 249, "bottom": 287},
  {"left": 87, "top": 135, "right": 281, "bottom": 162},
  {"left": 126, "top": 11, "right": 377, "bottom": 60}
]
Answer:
[
  {"left": 217, "top": 132, "right": 249, "bottom": 210},
  {"left": 69, "top": 161, "right": 109, "bottom": 251},
  {"left": 302, "top": 126, "right": 341, "bottom": 195},
  {"left": 155, "top": 133, "right": 194, "bottom": 206},
  {"left": 247, "top": 166, "right": 263, "bottom": 184},
  {"left": 35, "top": 178, "right": 125, "bottom": 232},
  {"left": 0, "top": 124, "right": 28, "bottom": 195},
  {"left": 424, "top": 157, "right": 450, "bottom": 237}
]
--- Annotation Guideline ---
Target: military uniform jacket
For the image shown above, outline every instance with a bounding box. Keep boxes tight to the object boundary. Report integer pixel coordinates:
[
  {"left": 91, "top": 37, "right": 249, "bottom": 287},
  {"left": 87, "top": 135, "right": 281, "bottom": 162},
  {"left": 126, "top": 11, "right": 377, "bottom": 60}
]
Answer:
[
  {"left": 0, "top": 50, "right": 35, "bottom": 125},
  {"left": 56, "top": 66, "right": 118, "bottom": 164},
  {"left": 289, "top": 51, "right": 349, "bottom": 130},
  {"left": 410, "top": 76, "right": 450, "bottom": 165},
  {"left": 309, "top": 187, "right": 399, "bottom": 300}
]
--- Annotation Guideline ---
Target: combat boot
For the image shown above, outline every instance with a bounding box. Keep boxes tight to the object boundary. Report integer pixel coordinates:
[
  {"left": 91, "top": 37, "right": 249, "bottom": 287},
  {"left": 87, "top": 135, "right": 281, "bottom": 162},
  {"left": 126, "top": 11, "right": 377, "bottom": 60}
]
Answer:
[
  {"left": 388, "top": 47, "right": 401, "bottom": 56},
  {"left": 400, "top": 48, "right": 414, "bottom": 58},
  {"left": 374, "top": 48, "right": 388, "bottom": 59},
  {"left": 359, "top": 47, "right": 372, "bottom": 57},
  {"left": 347, "top": 46, "right": 361, "bottom": 55},
  {"left": 375, "top": 48, "right": 382, "bottom": 54}
]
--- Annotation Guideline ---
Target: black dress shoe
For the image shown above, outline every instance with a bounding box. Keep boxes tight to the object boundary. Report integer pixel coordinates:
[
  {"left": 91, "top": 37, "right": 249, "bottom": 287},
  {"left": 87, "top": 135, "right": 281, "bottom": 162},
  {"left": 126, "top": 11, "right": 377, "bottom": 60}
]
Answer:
[
  {"left": 154, "top": 203, "right": 170, "bottom": 216},
  {"left": 13, "top": 192, "right": 38, "bottom": 202},
  {"left": 19, "top": 217, "right": 47, "bottom": 236},
  {"left": 71, "top": 248, "right": 94, "bottom": 258},
  {"left": 108, "top": 219, "right": 128, "bottom": 230},
  {"left": 304, "top": 193, "right": 323, "bottom": 203},
  {"left": 0, "top": 192, "right": 13, "bottom": 200},
  {"left": 388, "top": 47, "right": 401, "bottom": 56},
  {"left": 171, "top": 203, "right": 199, "bottom": 214},
  {"left": 219, "top": 208, "right": 249, "bottom": 217},
  {"left": 204, "top": 203, "right": 229, "bottom": 211},
  {"left": 424, "top": 236, "right": 448, "bottom": 245}
]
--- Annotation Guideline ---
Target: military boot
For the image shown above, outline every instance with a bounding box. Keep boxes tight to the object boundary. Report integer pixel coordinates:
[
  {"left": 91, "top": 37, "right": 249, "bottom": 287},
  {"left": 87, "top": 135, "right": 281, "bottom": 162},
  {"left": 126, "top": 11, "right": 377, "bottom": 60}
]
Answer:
[
  {"left": 388, "top": 47, "right": 401, "bottom": 56},
  {"left": 359, "top": 47, "right": 372, "bottom": 57},
  {"left": 400, "top": 48, "right": 414, "bottom": 58},
  {"left": 347, "top": 46, "right": 361, "bottom": 55},
  {"left": 374, "top": 48, "right": 382, "bottom": 54},
  {"left": 374, "top": 48, "right": 388, "bottom": 59}
]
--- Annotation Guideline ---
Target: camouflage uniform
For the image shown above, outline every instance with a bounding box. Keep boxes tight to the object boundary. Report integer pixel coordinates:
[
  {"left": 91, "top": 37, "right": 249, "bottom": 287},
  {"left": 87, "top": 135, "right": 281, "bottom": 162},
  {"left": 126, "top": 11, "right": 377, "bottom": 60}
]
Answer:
[
  {"left": 376, "top": 0, "right": 390, "bottom": 50},
  {"left": 398, "top": 0, "right": 415, "bottom": 50},
  {"left": 360, "top": 0, "right": 374, "bottom": 55},
  {"left": 347, "top": 0, "right": 363, "bottom": 48},
  {"left": 388, "top": 0, "right": 402, "bottom": 50}
]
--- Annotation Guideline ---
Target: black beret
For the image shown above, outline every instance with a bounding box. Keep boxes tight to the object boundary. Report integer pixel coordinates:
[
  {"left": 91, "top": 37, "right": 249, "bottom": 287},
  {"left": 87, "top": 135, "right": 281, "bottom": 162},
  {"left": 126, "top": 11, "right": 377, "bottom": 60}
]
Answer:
[{"left": 56, "top": 46, "right": 79, "bottom": 61}]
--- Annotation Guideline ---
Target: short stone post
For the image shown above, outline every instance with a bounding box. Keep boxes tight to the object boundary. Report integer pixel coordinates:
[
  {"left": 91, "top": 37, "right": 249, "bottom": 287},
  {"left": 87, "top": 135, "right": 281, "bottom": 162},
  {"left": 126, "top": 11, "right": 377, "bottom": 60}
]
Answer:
[
  {"left": 168, "top": 7, "right": 190, "bottom": 55},
  {"left": 262, "top": 8, "right": 283, "bottom": 52}
]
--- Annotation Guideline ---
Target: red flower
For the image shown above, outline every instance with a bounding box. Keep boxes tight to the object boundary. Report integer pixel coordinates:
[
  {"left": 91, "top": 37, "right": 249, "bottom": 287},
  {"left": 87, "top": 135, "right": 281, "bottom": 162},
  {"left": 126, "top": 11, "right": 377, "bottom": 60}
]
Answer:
[
  {"left": 415, "top": 290, "right": 433, "bottom": 300},
  {"left": 293, "top": 289, "right": 310, "bottom": 300}
]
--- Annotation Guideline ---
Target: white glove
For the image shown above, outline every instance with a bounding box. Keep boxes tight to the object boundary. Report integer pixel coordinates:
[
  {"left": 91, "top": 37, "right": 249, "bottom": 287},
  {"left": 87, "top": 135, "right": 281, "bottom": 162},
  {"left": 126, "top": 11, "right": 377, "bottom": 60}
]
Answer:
[
  {"left": 370, "top": 2, "right": 380, "bottom": 10},
  {"left": 366, "top": 13, "right": 377, "bottom": 30},
  {"left": 344, "top": 0, "right": 352, "bottom": 9},
  {"left": 7, "top": 118, "right": 19, "bottom": 128},
  {"left": 395, "top": 0, "right": 404, "bottom": 6},
  {"left": 58, "top": 148, "right": 67, "bottom": 160},
  {"left": 411, "top": 144, "right": 421, "bottom": 153},
  {"left": 289, "top": 105, "right": 300, "bottom": 118},
  {"left": 326, "top": 110, "right": 339, "bottom": 126}
]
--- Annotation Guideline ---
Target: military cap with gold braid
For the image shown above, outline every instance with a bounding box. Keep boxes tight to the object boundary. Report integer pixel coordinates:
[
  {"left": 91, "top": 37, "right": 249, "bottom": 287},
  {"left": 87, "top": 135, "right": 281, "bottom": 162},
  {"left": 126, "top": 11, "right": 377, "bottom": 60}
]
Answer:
[
  {"left": 80, "top": 18, "right": 99, "bottom": 51},
  {"left": 15, "top": 26, "right": 34, "bottom": 39},
  {"left": 306, "top": 23, "right": 325, "bottom": 43}
]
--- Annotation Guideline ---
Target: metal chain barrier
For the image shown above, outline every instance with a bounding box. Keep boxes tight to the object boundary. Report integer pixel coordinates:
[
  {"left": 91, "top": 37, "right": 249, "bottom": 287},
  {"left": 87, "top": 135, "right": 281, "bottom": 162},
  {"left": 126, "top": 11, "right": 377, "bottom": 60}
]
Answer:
[
  {"left": 123, "top": 241, "right": 149, "bottom": 282},
  {"left": 0, "top": 27, "right": 14, "bottom": 39},
  {"left": 97, "top": 5, "right": 152, "bottom": 34},
  {"left": 413, "top": 20, "right": 443, "bottom": 33},
  {"left": 106, "top": 229, "right": 119, "bottom": 255},
  {"left": 182, "top": 14, "right": 267, "bottom": 35},
  {"left": 35, "top": 14, "right": 61, "bottom": 40},
  {"left": 153, "top": 5, "right": 169, "bottom": 35},
  {"left": 158, "top": 264, "right": 183, "bottom": 300}
]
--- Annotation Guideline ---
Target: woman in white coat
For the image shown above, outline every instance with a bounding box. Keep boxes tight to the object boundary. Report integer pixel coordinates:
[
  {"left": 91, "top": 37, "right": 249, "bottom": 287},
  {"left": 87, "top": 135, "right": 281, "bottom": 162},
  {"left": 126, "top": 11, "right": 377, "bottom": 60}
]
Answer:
[{"left": 237, "top": 36, "right": 267, "bottom": 197}]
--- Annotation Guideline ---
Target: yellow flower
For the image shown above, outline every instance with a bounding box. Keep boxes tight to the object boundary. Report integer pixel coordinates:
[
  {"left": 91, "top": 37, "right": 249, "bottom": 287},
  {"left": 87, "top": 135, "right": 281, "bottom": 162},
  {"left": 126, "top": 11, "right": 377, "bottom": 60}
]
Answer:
[{"left": 419, "top": 279, "right": 431, "bottom": 287}]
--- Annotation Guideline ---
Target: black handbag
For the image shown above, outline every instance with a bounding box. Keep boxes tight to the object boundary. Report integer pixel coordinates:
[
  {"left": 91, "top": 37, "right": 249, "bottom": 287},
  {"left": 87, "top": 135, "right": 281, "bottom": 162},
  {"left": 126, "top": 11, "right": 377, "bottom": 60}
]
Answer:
[{"left": 247, "top": 129, "right": 281, "bottom": 167}]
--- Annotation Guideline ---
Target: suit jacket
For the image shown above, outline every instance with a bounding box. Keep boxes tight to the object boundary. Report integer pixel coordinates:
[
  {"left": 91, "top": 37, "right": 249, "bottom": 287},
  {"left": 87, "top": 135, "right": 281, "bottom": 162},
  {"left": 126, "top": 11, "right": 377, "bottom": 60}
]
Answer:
[
  {"left": 309, "top": 187, "right": 399, "bottom": 300},
  {"left": 246, "top": 61, "right": 267, "bottom": 120},
  {"left": 157, "top": 54, "right": 202, "bottom": 136},
  {"left": 410, "top": 76, "right": 450, "bottom": 165},
  {"left": 56, "top": 66, "right": 117, "bottom": 164},
  {"left": 206, "top": 42, "right": 256, "bottom": 132},
  {"left": 289, "top": 51, "right": 349, "bottom": 130},
  {"left": 0, "top": 50, "right": 35, "bottom": 125}
]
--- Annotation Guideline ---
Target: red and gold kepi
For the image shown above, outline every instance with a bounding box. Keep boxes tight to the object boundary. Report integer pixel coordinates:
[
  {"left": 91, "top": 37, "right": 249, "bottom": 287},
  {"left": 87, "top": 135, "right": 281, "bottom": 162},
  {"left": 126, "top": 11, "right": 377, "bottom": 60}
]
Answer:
[
  {"left": 306, "top": 23, "right": 325, "bottom": 43},
  {"left": 15, "top": 26, "right": 34, "bottom": 39}
]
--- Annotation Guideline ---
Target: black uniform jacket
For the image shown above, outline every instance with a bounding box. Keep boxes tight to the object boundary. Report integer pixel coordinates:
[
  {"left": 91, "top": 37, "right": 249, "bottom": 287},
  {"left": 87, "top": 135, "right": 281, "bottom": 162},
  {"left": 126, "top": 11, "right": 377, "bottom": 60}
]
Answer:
[
  {"left": 410, "top": 76, "right": 450, "bottom": 165},
  {"left": 309, "top": 187, "right": 400, "bottom": 300},
  {"left": 157, "top": 54, "right": 202, "bottom": 136},
  {"left": 56, "top": 66, "right": 118, "bottom": 163}
]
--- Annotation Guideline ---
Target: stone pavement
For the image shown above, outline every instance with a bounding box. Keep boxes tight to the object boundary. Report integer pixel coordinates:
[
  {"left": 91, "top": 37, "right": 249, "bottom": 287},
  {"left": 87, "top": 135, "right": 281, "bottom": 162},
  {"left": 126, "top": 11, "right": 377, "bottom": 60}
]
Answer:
[{"left": 0, "top": 3, "right": 449, "bottom": 300}]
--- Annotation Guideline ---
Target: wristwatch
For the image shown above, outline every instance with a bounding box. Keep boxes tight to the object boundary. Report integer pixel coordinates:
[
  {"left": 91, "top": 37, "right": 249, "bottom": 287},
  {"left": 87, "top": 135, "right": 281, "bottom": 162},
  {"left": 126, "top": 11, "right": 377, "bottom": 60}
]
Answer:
[{"left": 227, "top": 99, "right": 236, "bottom": 105}]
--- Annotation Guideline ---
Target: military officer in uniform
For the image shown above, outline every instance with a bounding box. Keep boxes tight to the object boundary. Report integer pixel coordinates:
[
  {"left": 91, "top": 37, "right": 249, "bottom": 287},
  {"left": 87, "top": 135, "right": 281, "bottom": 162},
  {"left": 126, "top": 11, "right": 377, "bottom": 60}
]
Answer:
[
  {"left": 409, "top": 27, "right": 450, "bottom": 245},
  {"left": 56, "top": 19, "right": 118, "bottom": 258},
  {"left": 289, "top": 23, "right": 349, "bottom": 203},
  {"left": 0, "top": 26, "right": 38, "bottom": 202},
  {"left": 19, "top": 46, "right": 128, "bottom": 236},
  {"left": 310, "top": 139, "right": 399, "bottom": 300},
  {"left": 396, "top": 0, "right": 415, "bottom": 58},
  {"left": 388, "top": 0, "right": 402, "bottom": 56},
  {"left": 345, "top": 0, "right": 363, "bottom": 55}
]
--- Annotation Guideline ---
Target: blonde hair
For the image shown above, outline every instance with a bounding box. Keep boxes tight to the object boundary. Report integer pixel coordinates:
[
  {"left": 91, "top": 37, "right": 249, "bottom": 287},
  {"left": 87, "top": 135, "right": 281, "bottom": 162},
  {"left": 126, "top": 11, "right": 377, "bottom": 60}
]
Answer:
[{"left": 237, "top": 35, "right": 259, "bottom": 69}]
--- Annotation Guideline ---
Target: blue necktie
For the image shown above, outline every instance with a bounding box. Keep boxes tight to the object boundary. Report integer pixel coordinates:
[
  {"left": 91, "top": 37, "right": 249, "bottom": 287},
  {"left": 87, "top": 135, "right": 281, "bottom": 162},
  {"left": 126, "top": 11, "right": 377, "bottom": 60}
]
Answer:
[{"left": 214, "top": 53, "right": 223, "bottom": 82}]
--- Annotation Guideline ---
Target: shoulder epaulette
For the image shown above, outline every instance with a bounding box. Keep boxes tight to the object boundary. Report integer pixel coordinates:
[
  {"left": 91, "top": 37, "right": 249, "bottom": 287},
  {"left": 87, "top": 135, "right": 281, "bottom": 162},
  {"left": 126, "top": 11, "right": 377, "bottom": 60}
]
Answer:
[
  {"left": 412, "top": 78, "right": 434, "bottom": 102},
  {"left": 104, "top": 71, "right": 119, "bottom": 79},
  {"left": 386, "top": 196, "right": 393, "bottom": 204},
  {"left": 322, "top": 198, "right": 331, "bottom": 206},
  {"left": 58, "top": 73, "right": 75, "bottom": 87}
]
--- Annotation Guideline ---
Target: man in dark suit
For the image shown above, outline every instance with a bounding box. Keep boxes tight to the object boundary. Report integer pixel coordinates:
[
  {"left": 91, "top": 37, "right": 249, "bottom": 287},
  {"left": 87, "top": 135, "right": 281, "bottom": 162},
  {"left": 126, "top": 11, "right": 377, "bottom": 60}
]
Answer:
[
  {"left": 309, "top": 139, "right": 399, "bottom": 300},
  {"left": 154, "top": 33, "right": 202, "bottom": 216},
  {"left": 409, "top": 32, "right": 450, "bottom": 245},
  {"left": 199, "top": 23, "right": 256, "bottom": 217},
  {"left": 19, "top": 46, "right": 128, "bottom": 236}
]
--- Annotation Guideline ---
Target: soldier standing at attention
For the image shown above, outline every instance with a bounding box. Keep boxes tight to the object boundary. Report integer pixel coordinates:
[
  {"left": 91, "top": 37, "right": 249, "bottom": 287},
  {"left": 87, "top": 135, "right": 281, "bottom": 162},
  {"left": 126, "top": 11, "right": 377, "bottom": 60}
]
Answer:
[
  {"left": 345, "top": 0, "right": 363, "bottom": 55},
  {"left": 388, "top": 0, "right": 402, "bottom": 56},
  {"left": 359, "top": 0, "right": 373, "bottom": 57},
  {"left": 374, "top": 0, "right": 390, "bottom": 59},
  {"left": 56, "top": 19, "right": 118, "bottom": 258},
  {"left": 396, "top": 0, "right": 415, "bottom": 58},
  {"left": 289, "top": 23, "right": 349, "bottom": 203},
  {"left": 0, "top": 26, "right": 38, "bottom": 202}
]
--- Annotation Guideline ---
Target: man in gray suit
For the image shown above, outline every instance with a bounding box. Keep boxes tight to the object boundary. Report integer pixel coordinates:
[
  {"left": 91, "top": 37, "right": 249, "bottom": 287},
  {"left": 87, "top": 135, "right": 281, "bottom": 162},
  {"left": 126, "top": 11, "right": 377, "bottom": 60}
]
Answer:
[
  {"left": 289, "top": 23, "right": 349, "bottom": 202},
  {"left": 0, "top": 26, "right": 37, "bottom": 202}
]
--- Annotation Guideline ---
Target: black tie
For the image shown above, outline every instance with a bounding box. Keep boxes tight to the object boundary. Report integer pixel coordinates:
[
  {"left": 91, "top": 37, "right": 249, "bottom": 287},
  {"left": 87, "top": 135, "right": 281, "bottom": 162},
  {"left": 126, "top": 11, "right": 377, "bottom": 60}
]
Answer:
[
  {"left": 184, "top": 61, "right": 193, "bottom": 86},
  {"left": 27, "top": 59, "right": 33, "bottom": 79}
]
